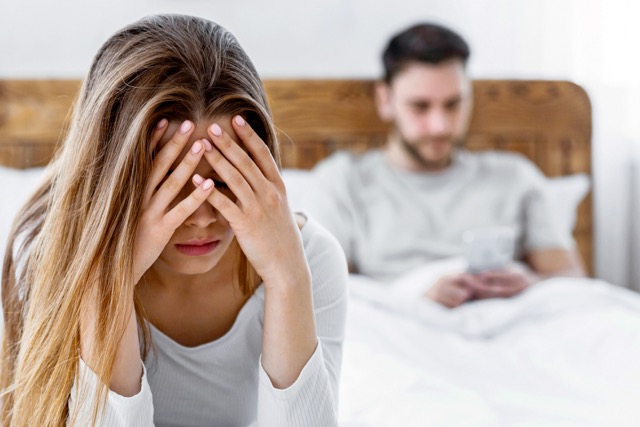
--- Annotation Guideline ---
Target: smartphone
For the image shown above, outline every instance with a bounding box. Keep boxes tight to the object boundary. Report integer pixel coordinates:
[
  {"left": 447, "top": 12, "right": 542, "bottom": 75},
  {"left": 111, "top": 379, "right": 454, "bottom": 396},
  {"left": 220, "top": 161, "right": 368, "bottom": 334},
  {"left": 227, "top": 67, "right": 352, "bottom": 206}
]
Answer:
[{"left": 462, "top": 227, "right": 515, "bottom": 273}]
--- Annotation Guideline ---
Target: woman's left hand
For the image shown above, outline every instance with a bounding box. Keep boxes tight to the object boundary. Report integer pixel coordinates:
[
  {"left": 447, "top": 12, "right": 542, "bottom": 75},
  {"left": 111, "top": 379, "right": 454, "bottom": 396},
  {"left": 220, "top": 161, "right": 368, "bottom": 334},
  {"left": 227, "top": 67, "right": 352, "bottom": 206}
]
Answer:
[{"left": 202, "top": 115, "right": 310, "bottom": 288}]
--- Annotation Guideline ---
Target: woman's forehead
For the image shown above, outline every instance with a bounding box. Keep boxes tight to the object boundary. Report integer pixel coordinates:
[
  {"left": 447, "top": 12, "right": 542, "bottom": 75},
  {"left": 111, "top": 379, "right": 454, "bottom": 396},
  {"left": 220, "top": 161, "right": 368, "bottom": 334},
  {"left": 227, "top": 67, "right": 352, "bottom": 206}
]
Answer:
[{"left": 157, "top": 116, "right": 241, "bottom": 150}]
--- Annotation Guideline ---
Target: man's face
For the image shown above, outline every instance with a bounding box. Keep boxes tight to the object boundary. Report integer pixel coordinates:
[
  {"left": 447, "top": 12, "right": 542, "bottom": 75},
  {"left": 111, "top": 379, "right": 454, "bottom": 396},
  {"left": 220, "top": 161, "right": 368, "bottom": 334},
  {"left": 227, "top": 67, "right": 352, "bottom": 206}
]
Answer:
[{"left": 380, "top": 59, "right": 473, "bottom": 171}]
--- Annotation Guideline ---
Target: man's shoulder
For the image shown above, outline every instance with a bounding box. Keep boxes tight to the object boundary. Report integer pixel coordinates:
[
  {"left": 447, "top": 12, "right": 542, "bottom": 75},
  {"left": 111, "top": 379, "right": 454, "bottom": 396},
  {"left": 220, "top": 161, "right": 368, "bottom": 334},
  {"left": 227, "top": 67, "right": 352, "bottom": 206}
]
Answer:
[
  {"left": 313, "top": 149, "right": 384, "bottom": 176},
  {"left": 465, "top": 149, "right": 540, "bottom": 176},
  {"left": 467, "top": 149, "right": 532, "bottom": 164}
]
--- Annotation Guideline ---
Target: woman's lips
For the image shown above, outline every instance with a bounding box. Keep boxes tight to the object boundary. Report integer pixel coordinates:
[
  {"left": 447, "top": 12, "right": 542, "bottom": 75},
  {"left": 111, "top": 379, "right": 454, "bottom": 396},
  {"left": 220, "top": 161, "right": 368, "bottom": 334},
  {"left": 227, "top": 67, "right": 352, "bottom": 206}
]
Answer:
[{"left": 175, "top": 240, "right": 219, "bottom": 256}]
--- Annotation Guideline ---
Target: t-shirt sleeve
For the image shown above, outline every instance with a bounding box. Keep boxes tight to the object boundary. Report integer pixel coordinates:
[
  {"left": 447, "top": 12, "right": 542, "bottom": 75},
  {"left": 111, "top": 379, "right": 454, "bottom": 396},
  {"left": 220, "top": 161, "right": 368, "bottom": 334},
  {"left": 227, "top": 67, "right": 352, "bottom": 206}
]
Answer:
[
  {"left": 67, "top": 358, "right": 154, "bottom": 426},
  {"left": 307, "top": 152, "right": 356, "bottom": 263},
  {"left": 256, "top": 219, "right": 348, "bottom": 426},
  {"left": 518, "top": 157, "right": 575, "bottom": 253}
]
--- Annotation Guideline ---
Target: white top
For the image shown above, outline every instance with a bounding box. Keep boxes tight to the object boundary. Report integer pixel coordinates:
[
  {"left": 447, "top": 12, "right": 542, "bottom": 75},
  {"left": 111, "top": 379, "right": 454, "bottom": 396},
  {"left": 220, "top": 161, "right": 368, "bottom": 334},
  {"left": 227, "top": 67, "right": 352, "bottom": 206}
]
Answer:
[
  {"left": 69, "top": 217, "right": 348, "bottom": 427},
  {"left": 309, "top": 149, "right": 572, "bottom": 282}
]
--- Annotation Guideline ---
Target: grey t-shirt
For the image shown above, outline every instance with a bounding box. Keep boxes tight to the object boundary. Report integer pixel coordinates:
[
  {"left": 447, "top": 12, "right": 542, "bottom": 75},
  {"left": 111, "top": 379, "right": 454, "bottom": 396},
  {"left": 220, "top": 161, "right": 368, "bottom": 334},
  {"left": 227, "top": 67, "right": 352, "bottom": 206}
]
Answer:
[{"left": 309, "top": 149, "right": 572, "bottom": 282}]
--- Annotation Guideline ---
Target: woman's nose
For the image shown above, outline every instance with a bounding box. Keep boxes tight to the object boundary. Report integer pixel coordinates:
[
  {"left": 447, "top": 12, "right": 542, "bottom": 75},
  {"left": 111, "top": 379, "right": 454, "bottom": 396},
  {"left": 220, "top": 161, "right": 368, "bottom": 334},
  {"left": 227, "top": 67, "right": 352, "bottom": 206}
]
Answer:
[{"left": 183, "top": 200, "right": 217, "bottom": 228}]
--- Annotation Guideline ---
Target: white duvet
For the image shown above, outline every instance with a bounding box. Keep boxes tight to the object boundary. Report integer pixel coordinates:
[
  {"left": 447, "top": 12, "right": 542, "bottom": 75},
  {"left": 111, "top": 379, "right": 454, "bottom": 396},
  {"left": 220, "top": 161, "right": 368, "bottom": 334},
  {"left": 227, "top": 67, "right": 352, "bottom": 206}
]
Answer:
[{"left": 338, "top": 258, "right": 640, "bottom": 427}]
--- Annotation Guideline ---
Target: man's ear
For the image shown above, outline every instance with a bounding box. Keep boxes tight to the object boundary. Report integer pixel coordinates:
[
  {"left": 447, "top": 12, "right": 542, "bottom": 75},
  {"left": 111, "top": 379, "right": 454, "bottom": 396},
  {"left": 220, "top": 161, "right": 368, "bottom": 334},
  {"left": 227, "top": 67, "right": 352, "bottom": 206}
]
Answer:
[{"left": 374, "top": 81, "right": 393, "bottom": 122}]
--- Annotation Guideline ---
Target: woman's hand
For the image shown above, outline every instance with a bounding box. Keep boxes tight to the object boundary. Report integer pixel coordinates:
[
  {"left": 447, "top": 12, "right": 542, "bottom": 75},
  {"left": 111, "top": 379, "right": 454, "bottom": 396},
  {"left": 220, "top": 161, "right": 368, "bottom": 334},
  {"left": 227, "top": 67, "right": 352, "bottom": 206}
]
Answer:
[
  {"left": 202, "top": 115, "right": 310, "bottom": 289},
  {"left": 203, "top": 115, "right": 317, "bottom": 389},
  {"left": 132, "top": 119, "right": 215, "bottom": 284}
]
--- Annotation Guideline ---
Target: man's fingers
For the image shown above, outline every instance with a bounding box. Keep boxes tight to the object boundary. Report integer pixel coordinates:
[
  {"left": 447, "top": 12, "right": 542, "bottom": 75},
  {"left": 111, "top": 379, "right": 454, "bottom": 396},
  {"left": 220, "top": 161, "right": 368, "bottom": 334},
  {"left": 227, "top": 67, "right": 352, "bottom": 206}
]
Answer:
[{"left": 433, "top": 278, "right": 473, "bottom": 308}]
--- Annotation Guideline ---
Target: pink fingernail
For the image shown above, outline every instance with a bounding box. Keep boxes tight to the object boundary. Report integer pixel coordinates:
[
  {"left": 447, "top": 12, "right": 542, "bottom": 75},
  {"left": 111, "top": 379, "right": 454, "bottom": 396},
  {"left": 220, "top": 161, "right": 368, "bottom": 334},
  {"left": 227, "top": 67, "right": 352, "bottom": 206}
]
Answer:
[
  {"left": 234, "top": 115, "right": 246, "bottom": 126},
  {"left": 203, "top": 139, "right": 213, "bottom": 151},
  {"left": 180, "top": 121, "right": 193, "bottom": 134},
  {"left": 202, "top": 179, "right": 214, "bottom": 190},
  {"left": 210, "top": 123, "right": 222, "bottom": 136},
  {"left": 157, "top": 118, "right": 168, "bottom": 129},
  {"left": 193, "top": 174, "right": 204, "bottom": 185},
  {"left": 191, "top": 141, "right": 202, "bottom": 154}
]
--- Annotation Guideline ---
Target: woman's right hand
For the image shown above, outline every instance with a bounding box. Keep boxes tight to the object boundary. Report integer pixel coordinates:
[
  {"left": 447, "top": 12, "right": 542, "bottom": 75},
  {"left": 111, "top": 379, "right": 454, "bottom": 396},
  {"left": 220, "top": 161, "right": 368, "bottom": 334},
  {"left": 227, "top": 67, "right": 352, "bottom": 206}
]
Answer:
[{"left": 132, "top": 119, "right": 215, "bottom": 284}]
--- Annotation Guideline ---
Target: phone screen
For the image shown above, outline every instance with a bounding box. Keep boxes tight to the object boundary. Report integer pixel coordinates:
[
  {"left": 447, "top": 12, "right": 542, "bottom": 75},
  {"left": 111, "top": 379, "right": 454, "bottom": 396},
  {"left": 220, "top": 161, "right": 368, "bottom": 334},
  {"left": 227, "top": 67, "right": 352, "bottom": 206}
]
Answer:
[{"left": 463, "top": 227, "right": 515, "bottom": 273}]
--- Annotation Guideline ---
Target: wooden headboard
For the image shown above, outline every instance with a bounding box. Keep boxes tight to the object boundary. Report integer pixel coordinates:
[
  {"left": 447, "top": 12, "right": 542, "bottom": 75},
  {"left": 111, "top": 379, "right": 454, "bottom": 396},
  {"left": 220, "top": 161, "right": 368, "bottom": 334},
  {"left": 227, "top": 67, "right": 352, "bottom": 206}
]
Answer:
[{"left": 0, "top": 79, "right": 592, "bottom": 273}]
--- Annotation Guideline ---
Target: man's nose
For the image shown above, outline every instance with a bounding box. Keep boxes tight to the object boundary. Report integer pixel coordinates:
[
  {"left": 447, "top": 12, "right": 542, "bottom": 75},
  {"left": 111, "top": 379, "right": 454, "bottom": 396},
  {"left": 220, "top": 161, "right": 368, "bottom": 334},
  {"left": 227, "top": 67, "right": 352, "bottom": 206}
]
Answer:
[{"left": 423, "top": 109, "right": 451, "bottom": 135}]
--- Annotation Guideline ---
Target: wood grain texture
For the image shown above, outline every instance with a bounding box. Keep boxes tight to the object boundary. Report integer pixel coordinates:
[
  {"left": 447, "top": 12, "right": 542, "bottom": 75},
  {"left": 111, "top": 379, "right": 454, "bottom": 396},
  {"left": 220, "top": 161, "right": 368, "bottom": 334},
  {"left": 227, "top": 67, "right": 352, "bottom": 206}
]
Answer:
[
  {"left": 0, "top": 79, "right": 81, "bottom": 167},
  {"left": 0, "top": 79, "right": 593, "bottom": 274}
]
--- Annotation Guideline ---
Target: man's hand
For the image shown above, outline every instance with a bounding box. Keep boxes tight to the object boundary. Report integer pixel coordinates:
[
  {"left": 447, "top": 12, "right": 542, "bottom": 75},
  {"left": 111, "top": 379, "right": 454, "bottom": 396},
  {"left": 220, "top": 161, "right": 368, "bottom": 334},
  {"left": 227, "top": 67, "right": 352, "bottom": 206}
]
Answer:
[
  {"left": 424, "top": 267, "right": 535, "bottom": 308},
  {"left": 424, "top": 273, "right": 478, "bottom": 308},
  {"left": 467, "top": 268, "right": 531, "bottom": 300}
]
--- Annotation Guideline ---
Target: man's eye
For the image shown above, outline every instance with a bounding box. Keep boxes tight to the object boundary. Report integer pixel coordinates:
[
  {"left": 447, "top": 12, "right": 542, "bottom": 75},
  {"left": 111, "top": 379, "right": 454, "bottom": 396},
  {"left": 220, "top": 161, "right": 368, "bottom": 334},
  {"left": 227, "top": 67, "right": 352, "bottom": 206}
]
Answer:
[{"left": 446, "top": 101, "right": 460, "bottom": 111}]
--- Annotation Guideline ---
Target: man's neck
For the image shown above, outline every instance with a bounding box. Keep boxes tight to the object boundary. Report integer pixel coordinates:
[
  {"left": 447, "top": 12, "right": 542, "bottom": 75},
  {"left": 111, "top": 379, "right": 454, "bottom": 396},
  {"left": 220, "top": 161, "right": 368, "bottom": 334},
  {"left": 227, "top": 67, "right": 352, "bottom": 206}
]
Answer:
[{"left": 384, "top": 133, "right": 454, "bottom": 173}]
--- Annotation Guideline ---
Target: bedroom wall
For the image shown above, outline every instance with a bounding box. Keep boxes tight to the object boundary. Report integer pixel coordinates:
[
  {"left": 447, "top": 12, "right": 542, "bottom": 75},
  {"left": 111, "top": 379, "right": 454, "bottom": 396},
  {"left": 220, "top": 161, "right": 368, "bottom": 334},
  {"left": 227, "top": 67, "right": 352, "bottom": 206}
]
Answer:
[
  {"left": 1, "top": 0, "right": 576, "bottom": 79},
  {"left": 1, "top": 0, "right": 639, "bottom": 289}
]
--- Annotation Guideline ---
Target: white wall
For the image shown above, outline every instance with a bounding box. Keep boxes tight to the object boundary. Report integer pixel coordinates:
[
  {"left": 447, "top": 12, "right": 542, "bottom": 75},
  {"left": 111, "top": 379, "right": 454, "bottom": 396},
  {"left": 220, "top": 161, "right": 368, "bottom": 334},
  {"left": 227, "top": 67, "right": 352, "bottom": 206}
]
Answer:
[
  {"left": 0, "top": 0, "right": 579, "bottom": 79},
  {"left": 2, "top": 0, "right": 639, "bottom": 288}
]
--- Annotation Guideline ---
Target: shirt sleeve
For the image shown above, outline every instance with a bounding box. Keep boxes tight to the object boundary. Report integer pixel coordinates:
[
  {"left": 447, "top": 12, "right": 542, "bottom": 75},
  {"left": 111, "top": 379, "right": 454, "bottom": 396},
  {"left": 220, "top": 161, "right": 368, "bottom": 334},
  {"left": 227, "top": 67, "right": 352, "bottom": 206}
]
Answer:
[
  {"left": 307, "top": 152, "right": 357, "bottom": 264},
  {"left": 256, "top": 219, "right": 348, "bottom": 427},
  {"left": 518, "top": 157, "right": 575, "bottom": 252},
  {"left": 67, "top": 358, "right": 154, "bottom": 426}
]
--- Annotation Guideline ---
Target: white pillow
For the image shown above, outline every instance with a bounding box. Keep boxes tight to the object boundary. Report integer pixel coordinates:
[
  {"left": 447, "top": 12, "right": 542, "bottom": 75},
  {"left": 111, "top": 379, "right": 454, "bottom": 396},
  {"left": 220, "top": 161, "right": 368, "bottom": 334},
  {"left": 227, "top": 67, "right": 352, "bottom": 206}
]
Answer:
[
  {"left": 0, "top": 166, "right": 47, "bottom": 261},
  {"left": 281, "top": 168, "right": 325, "bottom": 213},
  {"left": 281, "top": 168, "right": 591, "bottom": 236},
  {"left": 546, "top": 173, "right": 591, "bottom": 233}
]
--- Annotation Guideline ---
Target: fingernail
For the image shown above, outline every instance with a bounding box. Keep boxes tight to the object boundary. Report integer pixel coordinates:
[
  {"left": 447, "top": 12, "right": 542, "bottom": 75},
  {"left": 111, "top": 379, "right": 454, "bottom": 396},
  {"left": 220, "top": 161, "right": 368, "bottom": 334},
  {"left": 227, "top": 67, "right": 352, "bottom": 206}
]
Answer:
[
  {"left": 193, "top": 174, "right": 204, "bottom": 185},
  {"left": 234, "top": 115, "right": 246, "bottom": 126},
  {"left": 180, "top": 121, "right": 193, "bottom": 134},
  {"left": 203, "top": 139, "right": 213, "bottom": 152},
  {"left": 157, "top": 118, "right": 168, "bottom": 129},
  {"left": 202, "top": 179, "right": 214, "bottom": 190},
  {"left": 191, "top": 141, "right": 202, "bottom": 154},
  {"left": 210, "top": 123, "right": 222, "bottom": 136}
]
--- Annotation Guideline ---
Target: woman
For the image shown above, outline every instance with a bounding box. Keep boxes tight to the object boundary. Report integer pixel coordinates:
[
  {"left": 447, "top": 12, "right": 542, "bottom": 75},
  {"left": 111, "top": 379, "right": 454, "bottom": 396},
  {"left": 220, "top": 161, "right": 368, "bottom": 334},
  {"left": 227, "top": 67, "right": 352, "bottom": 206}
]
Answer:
[{"left": 1, "top": 15, "right": 347, "bottom": 426}]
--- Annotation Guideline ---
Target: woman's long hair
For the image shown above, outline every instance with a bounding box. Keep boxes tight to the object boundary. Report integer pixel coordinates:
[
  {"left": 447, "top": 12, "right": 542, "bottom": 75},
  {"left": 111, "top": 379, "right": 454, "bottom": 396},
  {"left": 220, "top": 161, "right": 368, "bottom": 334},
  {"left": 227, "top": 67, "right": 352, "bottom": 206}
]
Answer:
[{"left": 1, "top": 14, "right": 279, "bottom": 426}]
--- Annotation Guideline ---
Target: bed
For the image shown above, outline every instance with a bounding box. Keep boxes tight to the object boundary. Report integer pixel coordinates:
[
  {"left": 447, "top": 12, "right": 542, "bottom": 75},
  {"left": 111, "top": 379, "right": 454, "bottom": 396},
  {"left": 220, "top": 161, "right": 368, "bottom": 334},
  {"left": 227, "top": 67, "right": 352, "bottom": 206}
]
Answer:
[
  {"left": 2, "top": 79, "right": 639, "bottom": 426},
  {"left": 0, "top": 79, "right": 593, "bottom": 273},
  {"left": 261, "top": 80, "right": 639, "bottom": 427}
]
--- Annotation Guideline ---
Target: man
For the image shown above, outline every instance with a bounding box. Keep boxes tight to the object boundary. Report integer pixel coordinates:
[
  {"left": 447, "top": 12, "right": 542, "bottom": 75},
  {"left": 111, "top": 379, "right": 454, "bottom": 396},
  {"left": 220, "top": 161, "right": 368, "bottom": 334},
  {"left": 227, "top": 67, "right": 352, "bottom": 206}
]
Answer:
[{"left": 309, "top": 23, "right": 585, "bottom": 308}]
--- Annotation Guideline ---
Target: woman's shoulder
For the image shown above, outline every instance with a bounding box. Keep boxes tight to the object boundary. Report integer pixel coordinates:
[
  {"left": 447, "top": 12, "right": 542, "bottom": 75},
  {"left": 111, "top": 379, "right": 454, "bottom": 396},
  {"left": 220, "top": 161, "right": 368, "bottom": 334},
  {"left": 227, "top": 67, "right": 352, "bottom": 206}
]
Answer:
[{"left": 299, "top": 215, "right": 346, "bottom": 261}]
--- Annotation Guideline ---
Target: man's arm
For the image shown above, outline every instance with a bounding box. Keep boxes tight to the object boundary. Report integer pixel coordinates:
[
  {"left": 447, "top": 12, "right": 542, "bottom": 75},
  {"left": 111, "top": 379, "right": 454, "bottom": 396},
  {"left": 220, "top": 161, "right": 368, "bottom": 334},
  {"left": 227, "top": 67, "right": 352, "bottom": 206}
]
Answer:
[{"left": 524, "top": 247, "right": 586, "bottom": 280}]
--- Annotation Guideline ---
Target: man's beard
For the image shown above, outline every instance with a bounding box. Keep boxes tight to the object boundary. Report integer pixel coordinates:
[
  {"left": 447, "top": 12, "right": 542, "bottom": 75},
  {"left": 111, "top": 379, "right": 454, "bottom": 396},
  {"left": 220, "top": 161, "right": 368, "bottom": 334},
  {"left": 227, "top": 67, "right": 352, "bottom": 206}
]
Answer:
[{"left": 398, "top": 135, "right": 462, "bottom": 170}]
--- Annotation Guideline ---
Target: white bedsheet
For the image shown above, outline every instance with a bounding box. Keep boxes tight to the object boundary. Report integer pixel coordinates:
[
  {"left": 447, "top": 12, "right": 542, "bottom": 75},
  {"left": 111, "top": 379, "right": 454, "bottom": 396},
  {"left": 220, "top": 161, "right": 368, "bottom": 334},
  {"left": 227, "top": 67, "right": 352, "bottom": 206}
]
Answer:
[{"left": 339, "top": 259, "right": 640, "bottom": 427}]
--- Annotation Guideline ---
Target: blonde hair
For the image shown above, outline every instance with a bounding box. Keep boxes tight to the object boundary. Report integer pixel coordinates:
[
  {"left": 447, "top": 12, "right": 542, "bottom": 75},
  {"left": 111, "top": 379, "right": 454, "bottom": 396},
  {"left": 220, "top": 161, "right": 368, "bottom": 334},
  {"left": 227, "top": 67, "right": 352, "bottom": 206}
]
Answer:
[{"left": 1, "top": 14, "right": 278, "bottom": 426}]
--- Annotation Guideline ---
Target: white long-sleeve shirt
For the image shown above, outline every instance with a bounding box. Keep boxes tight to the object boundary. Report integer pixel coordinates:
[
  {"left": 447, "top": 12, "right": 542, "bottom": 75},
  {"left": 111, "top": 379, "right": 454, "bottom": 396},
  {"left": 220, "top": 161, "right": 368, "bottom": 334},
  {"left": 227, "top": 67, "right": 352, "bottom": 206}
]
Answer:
[{"left": 69, "top": 216, "right": 348, "bottom": 427}]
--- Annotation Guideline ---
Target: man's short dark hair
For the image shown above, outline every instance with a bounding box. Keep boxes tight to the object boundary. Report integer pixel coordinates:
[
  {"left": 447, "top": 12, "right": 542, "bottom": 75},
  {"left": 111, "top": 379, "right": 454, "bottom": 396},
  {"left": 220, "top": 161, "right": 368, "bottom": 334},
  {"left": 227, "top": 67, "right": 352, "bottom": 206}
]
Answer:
[{"left": 382, "top": 23, "right": 470, "bottom": 83}]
